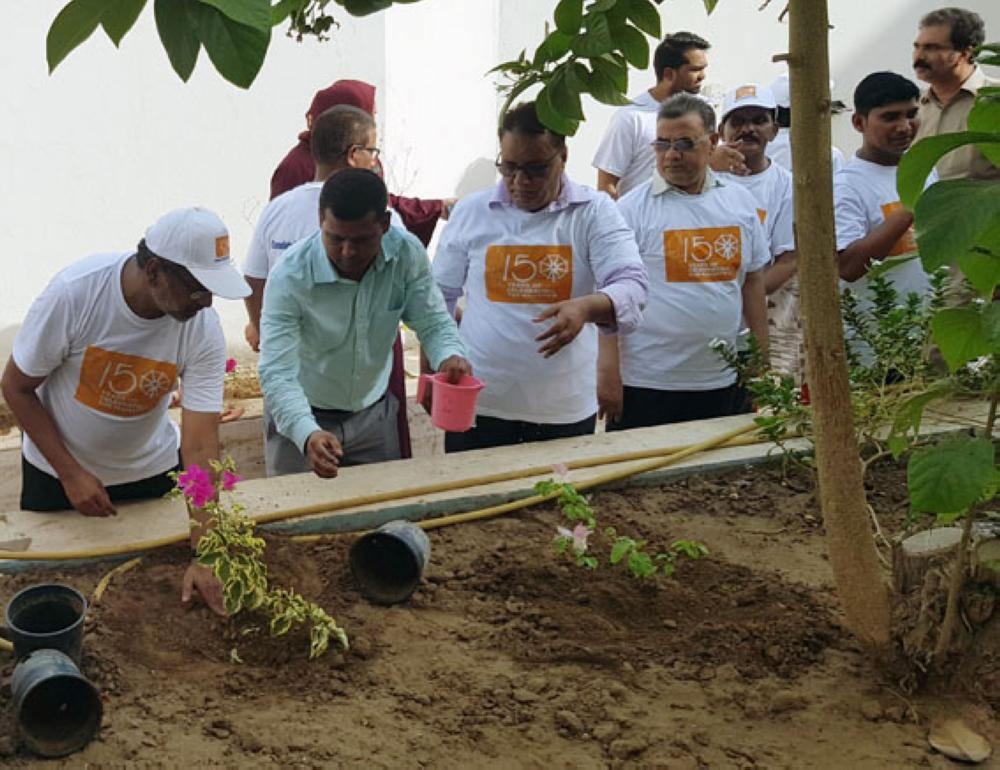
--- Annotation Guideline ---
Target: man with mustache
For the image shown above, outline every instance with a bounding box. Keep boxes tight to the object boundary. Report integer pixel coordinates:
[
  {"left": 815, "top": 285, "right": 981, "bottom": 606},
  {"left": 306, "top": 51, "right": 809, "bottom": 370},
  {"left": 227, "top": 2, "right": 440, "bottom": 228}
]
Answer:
[
  {"left": 717, "top": 84, "right": 800, "bottom": 380},
  {"left": 834, "top": 72, "right": 932, "bottom": 361},
  {"left": 912, "top": 7, "right": 997, "bottom": 182}
]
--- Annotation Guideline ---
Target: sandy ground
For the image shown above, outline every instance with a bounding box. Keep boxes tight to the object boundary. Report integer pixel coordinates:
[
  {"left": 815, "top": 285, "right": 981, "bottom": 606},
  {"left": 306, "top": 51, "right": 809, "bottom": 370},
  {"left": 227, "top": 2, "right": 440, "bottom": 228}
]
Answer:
[{"left": 1, "top": 461, "right": 997, "bottom": 767}]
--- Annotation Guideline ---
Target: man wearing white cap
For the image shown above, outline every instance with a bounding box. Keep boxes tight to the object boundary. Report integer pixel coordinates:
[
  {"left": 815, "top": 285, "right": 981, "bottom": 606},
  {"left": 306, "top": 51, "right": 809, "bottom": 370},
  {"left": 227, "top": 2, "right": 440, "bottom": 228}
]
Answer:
[
  {"left": 768, "top": 72, "right": 847, "bottom": 175},
  {"left": 718, "top": 84, "right": 801, "bottom": 380},
  {"left": 1, "top": 207, "right": 250, "bottom": 615}
]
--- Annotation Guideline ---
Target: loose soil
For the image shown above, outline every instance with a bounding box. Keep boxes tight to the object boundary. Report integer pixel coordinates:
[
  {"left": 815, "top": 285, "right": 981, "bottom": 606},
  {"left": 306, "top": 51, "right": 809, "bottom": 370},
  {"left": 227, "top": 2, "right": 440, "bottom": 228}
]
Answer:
[{"left": 1, "top": 461, "right": 998, "bottom": 768}]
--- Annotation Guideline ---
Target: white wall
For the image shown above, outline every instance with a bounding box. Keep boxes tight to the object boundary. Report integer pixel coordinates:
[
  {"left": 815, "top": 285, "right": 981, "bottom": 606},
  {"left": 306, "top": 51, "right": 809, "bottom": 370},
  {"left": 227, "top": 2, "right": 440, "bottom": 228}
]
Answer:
[{"left": 2, "top": 0, "right": 999, "bottom": 360}]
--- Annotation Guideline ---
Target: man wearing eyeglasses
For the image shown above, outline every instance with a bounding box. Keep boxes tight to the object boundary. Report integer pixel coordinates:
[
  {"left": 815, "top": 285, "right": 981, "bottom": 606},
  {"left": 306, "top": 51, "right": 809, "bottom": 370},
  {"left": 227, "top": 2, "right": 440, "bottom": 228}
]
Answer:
[
  {"left": 432, "top": 101, "right": 648, "bottom": 452},
  {"left": 1, "top": 207, "right": 251, "bottom": 615},
  {"left": 599, "top": 93, "right": 769, "bottom": 430}
]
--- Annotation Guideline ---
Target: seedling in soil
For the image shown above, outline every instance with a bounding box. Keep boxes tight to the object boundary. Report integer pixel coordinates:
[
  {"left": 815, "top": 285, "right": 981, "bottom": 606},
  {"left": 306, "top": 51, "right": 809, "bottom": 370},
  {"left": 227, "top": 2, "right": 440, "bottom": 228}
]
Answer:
[
  {"left": 536, "top": 470, "right": 708, "bottom": 579},
  {"left": 169, "top": 458, "right": 348, "bottom": 659}
]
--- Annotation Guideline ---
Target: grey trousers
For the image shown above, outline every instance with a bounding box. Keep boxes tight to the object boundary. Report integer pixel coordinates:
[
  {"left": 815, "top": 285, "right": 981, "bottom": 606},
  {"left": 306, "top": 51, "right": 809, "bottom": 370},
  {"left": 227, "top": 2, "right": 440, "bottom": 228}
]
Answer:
[{"left": 264, "top": 393, "right": 402, "bottom": 477}]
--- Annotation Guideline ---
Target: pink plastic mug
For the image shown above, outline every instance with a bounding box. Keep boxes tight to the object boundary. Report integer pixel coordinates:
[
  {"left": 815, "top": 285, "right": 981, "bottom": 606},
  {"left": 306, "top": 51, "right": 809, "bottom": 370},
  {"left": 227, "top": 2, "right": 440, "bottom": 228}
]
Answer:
[{"left": 416, "top": 373, "right": 485, "bottom": 432}]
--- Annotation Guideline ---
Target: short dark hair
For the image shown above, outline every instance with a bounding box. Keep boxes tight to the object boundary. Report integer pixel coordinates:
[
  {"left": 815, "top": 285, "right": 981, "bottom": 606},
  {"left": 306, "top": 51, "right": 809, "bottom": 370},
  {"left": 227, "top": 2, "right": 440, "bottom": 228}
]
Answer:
[
  {"left": 853, "top": 72, "right": 920, "bottom": 117},
  {"left": 310, "top": 105, "right": 375, "bottom": 166},
  {"left": 319, "top": 168, "right": 388, "bottom": 222},
  {"left": 653, "top": 32, "right": 710, "bottom": 81},
  {"left": 498, "top": 101, "right": 566, "bottom": 148},
  {"left": 658, "top": 93, "right": 717, "bottom": 132},
  {"left": 920, "top": 7, "right": 985, "bottom": 51}
]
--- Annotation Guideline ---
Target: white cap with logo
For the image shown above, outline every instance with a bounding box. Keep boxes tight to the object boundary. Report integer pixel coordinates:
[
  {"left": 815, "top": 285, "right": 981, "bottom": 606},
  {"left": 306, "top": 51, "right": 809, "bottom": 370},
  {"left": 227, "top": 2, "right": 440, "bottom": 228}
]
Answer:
[
  {"left": 720, "top": 84, "right": 778, "bottom": 124},
  {"left": 144, "top": 207, "right": 251, "bottom": 300}
]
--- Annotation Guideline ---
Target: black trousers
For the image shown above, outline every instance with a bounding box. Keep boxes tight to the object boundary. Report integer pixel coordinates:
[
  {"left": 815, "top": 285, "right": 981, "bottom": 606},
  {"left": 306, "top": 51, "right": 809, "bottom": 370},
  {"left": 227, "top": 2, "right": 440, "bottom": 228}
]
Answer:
[
  {"left": 445, "top": 413, "right": 597, "bottom": 453},
  {"left": 20, "top": 457, "right": 180, "bottom": 512},
  {"left": 607, "top": 384, "right": 751, "bottom": 432}
]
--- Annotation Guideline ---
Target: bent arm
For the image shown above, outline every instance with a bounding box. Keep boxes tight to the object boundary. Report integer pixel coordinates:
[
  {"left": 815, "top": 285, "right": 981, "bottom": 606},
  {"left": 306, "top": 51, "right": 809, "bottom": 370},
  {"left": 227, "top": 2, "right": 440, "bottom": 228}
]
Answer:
[
  {"left": 1, "top": 358, "right": 88, "bottom": 483},
  {"left": 596, "top": 170, "right": 622, "bottom": 199},
  {"left": 764, "top": 250, "right": 797, "bottom": 295},
  {"left": 837, "top": 208, "right": 914, "bottom": 282}
]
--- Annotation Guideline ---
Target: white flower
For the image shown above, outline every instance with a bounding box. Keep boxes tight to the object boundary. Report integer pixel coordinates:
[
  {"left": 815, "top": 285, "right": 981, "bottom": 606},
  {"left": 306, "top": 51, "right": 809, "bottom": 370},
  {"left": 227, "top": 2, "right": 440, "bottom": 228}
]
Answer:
[{"left": 556, "top": 523, "right": 592, "bottom": 554}]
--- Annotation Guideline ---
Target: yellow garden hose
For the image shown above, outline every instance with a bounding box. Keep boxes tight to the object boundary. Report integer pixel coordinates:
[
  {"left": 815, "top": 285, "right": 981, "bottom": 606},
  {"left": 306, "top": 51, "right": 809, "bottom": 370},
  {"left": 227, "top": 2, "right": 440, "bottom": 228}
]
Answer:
[{"left": 0, "top": 422, "right": 766, "bottom": 562}]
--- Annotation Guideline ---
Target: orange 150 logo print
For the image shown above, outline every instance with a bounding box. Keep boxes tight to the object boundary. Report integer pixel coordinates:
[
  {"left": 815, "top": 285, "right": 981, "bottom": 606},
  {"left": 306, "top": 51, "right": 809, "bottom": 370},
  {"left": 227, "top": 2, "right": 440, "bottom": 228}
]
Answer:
[
  {"left": 664, "top": 226, "right": 742, "bottom": 283},
  {"left": 484, "top": 245, "right": 574, "bottom": 303},
  {"left": 879, "top": 202, "right": 917, "bottom": 257},
  {"left": 75, "top": 346, "right": 178, "bottom": 418}
]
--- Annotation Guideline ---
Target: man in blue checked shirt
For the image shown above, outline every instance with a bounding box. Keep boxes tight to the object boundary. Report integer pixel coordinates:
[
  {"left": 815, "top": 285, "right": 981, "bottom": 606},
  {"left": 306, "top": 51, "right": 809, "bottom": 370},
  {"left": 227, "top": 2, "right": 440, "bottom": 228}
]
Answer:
[{"left": 259, "top": 169, "right": 470, "bottom": 478}]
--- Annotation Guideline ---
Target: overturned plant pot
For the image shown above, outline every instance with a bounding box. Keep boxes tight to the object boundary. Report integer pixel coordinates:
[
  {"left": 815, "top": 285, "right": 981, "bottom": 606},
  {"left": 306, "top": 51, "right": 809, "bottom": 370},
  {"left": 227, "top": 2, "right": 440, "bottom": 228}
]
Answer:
[{"left": 350, "top": 520, "right": 431, "bottom": 605}]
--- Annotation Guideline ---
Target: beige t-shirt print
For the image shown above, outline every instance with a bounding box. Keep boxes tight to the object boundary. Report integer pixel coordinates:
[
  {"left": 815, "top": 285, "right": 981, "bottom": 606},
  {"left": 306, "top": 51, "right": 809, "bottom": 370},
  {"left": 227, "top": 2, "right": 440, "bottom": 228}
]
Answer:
[
  {"left": 75, "top": 346, "right": 178, "bottom": 417},
  {"left": 484, "top": 245, "right": 574, "bottom": 303},
  {"left": 664, "top": 226, "right": 743, "bottom": 283}
]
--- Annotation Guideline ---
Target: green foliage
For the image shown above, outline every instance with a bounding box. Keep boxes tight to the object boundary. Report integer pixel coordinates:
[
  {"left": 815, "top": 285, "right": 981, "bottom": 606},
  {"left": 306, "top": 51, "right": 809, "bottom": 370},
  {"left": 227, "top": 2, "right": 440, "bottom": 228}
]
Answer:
[
  {"left": 907, "top": 436, "right": 997, "bottom": 518},
  {"left": 535, "top": 473, "right": 707, "bottom": 579},
  {"left": 169, "top": 458, "right": 348, "bottom": 659}
]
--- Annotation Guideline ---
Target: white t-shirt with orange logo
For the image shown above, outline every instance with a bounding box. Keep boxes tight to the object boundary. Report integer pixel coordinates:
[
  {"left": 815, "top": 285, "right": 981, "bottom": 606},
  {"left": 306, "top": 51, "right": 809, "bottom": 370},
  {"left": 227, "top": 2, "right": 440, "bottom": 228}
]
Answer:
[
  {"left": 617, "top": 175, "right": 771, "bottom": 390},
  {"left": 433, "top": 179, "right": 647, "bottom": 424},
  {"left": 718, "top": 162, "right": 795, "bottom": 258},
  {"left": 13, "top": 252, "right": 226, "bottom": 485},
  {"left": 834, "top": 156, "right": 932, "bottom": 305}
]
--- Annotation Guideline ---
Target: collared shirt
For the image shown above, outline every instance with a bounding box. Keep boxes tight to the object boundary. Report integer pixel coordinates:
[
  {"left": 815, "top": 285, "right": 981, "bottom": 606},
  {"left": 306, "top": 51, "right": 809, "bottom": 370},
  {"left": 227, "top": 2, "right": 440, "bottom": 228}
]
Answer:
[
  {"left": 617, "top": 172, "right": 771, "bottom": 390},
  {"left": 433, "top": 175, "right": 648, "bottom": 423},
  {"left": 259, "top": 227, "right": 465, "bottom": 451},
  {"left": 915, "top": 66, "right": 1000, "bottom": 181}
]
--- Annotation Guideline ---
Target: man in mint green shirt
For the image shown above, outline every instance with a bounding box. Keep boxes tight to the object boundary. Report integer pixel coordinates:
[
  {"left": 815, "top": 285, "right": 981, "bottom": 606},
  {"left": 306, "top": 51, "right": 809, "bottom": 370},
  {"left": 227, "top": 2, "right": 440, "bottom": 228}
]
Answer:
[{"left": 259, "top": 169, "right": 470, "bottom": 477}]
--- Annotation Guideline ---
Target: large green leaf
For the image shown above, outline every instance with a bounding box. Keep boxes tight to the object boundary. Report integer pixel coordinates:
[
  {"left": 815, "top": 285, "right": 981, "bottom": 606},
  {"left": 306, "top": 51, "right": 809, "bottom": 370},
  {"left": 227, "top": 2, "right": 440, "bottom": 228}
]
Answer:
[
  {"left": 197, "top": 0, "right": 271, "bottom": 29},
  {"left": 914, "top": 178, "right": 1000, "bottom": 271},
  {"left": 548, "top": 68, "right": 585, "bottom": 120},
  {"left": 908, "top": 436, "right": 996, "bottom": 515},
  {"left": 968, "top": 94, "right": 1000, "bottom": 166},
  {"left": 47, "top": 0, "right": 108, "bottom": 72},
  {"left": 536, "top": 82, "right": 580, "bottom": 137},
  {"left": 572, "top": 12, "right": 614, "bottom": 57},
  {"left": 553, "top": 0, "right": 583, "bottom": 34},
  {"left": 155, "top": 0, "right": 200, "bottom": 81},
  {"left": 589, "top": 0, "right": 619, "bottom": 11},
  {"left": 702, "top": 0, "right": 719, "bottom": 11},
  {"left": 341, "top": 0, "right": 395, "bottom": 16},
  {"left": 623, "top": 0, "right": 660, "bottom": 37},
  {"left": 898, "top": 132, "right": 1000, "bottom": 208},
  {"left": 613, "top": 23, "right": 649, "bottom": 69},
  {"left": 593, "top": 53, "right": 628, "bottom": 92},
  {"left": 931, "top": 307, "right": 990, "bottom": 372},
  {"left": 958, "top": 250, "right": 1000, "bottom": 297},
  {"left": 101, "top": 0, "right": 146, "bottom": 46},
  {"left": 982, "top": 302, "right": 1000, "bottom": 352},
  {"left": 195, "top": 3, "right": 270, "bottom": 88},
  {"left": 533, "top": 29, "right": 573, "bottom": 66}
]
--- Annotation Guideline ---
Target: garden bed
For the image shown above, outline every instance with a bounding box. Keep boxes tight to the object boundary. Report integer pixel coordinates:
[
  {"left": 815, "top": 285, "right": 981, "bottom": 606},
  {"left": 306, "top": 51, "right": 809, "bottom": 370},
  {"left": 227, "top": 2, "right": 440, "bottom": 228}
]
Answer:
[{"left": 1, "top": 461, "right": 997, "bottom": 767}]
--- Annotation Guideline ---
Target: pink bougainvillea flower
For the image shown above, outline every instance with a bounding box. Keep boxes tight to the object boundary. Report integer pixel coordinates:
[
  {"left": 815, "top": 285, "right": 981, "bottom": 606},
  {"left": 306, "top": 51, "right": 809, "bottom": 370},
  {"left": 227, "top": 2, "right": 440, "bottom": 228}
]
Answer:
[
  {"left": 551, "top": 463, "right": 569, "bottom": 481},
  {"left": 225, "top": 358, "right": 237, "bottom": 374},
  {"left": 177, "top": 464, "right": 215, "bottom": 508},
  {"left": 556, "top": 523, "right": 592, "bottom": 554},
  {"left": 221, "top": 470, "right": 242, "bottom": 492}
]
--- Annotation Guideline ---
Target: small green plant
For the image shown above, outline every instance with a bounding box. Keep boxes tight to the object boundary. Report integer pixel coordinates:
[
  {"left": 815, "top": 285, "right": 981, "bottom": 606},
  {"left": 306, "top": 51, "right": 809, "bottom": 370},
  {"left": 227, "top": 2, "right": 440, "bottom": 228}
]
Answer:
[
  {"left": 536, "top": 467, "right": 708, "bottom": 579},
  {"left": 169, "top": 458, "right": 348, "bottom": 659}
]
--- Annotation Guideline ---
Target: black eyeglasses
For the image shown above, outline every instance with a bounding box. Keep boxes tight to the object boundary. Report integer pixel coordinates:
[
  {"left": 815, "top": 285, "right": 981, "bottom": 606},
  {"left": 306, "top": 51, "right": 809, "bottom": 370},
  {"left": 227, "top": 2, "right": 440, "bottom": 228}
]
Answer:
[
  {"left": 163, "top": 261, "right": 211, "bottom": 303},
  {"left": 495, "top": 152, "right": 561, "bottom": 179},
  {"left": 651, "top": 137, "right": 709, "bottom": 153},
  {"left": 349, "top": 144, "right": 381, "bottom": 159}
]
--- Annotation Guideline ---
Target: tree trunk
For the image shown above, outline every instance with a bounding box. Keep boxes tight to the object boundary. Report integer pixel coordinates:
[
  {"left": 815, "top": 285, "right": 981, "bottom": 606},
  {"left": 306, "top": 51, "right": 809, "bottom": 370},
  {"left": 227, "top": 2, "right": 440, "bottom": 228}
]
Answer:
[{"left": 788, "top": 0, "right": 891, "bottom": 649}]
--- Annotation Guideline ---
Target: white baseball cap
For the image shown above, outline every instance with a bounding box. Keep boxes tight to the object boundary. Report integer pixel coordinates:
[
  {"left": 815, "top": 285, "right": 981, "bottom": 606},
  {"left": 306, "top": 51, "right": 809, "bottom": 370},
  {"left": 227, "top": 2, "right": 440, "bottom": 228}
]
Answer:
[
  {"left": 720, "top": 84, "right": 777, "bottom": 123},
  {"left": 144, "top": 207, "right": 250, "bottom": 300}
]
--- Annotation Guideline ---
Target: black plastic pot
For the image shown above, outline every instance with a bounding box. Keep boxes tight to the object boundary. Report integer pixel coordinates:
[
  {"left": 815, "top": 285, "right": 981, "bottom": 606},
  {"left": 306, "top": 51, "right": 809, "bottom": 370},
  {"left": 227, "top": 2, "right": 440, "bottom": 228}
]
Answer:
[
  {"left": 5, "top": 583, "right": 87, "bottom": 664},
  {"left": 11, "top": 648, "right": 103, "bottom": 757},
  {"left": 349, "top": 520, "right": 431, "bottom": 605}
]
